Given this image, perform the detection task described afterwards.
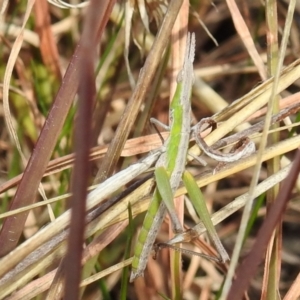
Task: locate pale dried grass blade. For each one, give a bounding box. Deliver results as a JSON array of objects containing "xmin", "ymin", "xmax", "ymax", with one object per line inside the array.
[
  {"xmin": 283, "ymin": 272, "xmax": 300, "ymax": 300},
  {"xmin": 226, "ymin": 0, "xmax": 267, "ymax": 80},
  {"xmin": 137, "ymin": 0, "xmax": 150, "ymax": 32},
  {"xmin": 0, "ymin": 0, "xmax": 8, "ymax": 14},
  {"xmin": 47, "ymin": 0, "xmax": 88, "ymax": 9},
  {"xmin": 80, "ymin": 258, "xmax": 133, "ymax": 287},
  {"xmin": 124, "ymin": 0, "xmax": 136, "ymax": 89},
  {"xmin": 3, "ymin": 0, "xmax": 35, "ymax": 161},
  {"xmin": 2, "ymin": 0, "xmax": 55, "ymax": 220},
  {"xmin": 221, "ymin": 2, "xmax": 297, "ymax": 298}
]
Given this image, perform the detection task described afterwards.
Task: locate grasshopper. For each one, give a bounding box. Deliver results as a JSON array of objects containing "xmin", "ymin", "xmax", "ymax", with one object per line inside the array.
[{"xmin": 130, "ymin": 32, "xmax": 229, "ymax": 281}]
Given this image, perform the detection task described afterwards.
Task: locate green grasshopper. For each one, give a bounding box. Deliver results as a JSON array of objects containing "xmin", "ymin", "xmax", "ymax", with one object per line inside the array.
[{"xmin": 130, "ymin": 32, "xmax": 229, "ymax": 282}]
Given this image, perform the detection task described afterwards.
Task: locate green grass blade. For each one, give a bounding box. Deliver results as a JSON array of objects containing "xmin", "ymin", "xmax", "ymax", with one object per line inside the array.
[{"xmin": 182, "ymin": 171, "xmax": 229, "ymax": 262}]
